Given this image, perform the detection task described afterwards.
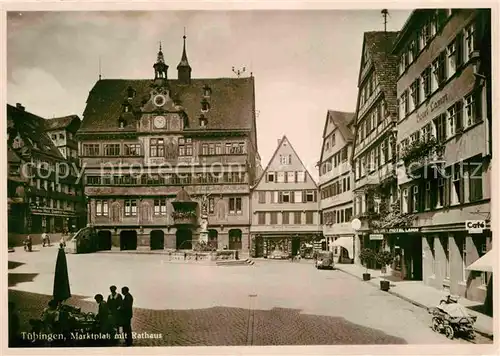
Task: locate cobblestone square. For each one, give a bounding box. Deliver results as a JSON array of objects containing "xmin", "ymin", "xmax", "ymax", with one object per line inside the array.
[{"xmin": 8, "ymin": 247, "xmax": 490, "ymax": 346}]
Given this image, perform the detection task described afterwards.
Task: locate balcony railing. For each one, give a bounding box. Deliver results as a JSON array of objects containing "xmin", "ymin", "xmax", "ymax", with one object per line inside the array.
[{"xmin": 171, "ymin": 211, "xmax": 197, "ymax": 226}]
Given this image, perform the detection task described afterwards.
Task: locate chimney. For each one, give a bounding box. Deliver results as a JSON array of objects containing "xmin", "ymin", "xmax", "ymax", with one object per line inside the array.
[{"xmin": 16, "ymin": 103, "xmax": 25, "ymax": 111}]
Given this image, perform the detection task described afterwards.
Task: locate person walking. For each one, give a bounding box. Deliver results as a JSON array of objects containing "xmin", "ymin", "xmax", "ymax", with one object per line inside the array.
[
  {"xmin": 120, "ymin": 286, "xmax": 134, "ymax": 346},
  {"xmin": 107, "ymin": 285, "xmax": 123, "ymax": 333}
]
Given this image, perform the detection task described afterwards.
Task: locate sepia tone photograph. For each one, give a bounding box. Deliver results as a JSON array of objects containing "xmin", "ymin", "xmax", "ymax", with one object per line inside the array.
[{"xmin": 4, "ymin": 5, "xmax": 496, "ymax": 352}]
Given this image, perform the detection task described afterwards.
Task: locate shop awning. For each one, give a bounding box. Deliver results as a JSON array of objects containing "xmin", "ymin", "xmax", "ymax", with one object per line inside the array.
[
  {"xmin": 466, "ymin": 251, "xmax": 494, "ymax": 273},
  {"xmin": 332, "ymin": 236, "xmax": 353, "ymax": 259}
]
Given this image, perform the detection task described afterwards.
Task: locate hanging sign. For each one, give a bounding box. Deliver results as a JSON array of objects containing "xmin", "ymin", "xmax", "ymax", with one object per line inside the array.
[{"xmin": 466, "ymin": 220, "xmax": 486, "ymax": 234}]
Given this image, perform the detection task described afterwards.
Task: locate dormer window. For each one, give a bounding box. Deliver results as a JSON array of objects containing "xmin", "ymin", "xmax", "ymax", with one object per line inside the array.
[
  {"xmin": 202, "ymin": 85, "xmax": 212, "ymax": 98},
  {"xmin": 199, "ymin": 114, "xmax": 208, "ymax": 128},
  {"xmin": 118, "ymin": 116, "xmax": 126, "ymax": 129},
  {"xmin": 201, "ymin": 98, "xmax": 210, "ymax": 113},
  {"xmin": 127, "ymin": 86, "xmax": 136, "ymax": 99}
]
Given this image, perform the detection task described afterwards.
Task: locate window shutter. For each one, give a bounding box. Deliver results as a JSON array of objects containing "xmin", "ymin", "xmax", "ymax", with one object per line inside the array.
[
  {"xmin": 302, "ymin": 191, "xmax": 306, "ymax": 202},
  {"xmin": 290, "ymin": 191, "xmax": 295, "ymax": 203},
  {"xmin": 278, "ymin": 192, "xmax": 283, "ymax": 203},
  {"xmin": 313, "ymin": 190, "xmax": 317, "ymax": 202},
  {"xmin": 430, "ymin": 180, "xmax": 437, "ymax": 208},
  {"xmin": 475, "ymin": 90, "xmax": 483, "ymax": 123},
  {"xmin": 265, "ymin": 174, "xmax": 268, "ymax": 182},
  {"xmin": 459, "ymin": 175, "xmax": 465, "ymax": 204},
  {"xmin": 419, "ymin": 182, "xmax": 426, "ymax": 212},
  {"xmin": 455, "ymin": 33, "xmax": 463, "ymax": 67},
  {"xmin": 443, "ymin": 177, "xmax": 450, "ymax": 207},
  {"xmin": 295, "ymin": 171, "xmax": 298, "ymax": 183},
  {"xmin": 284, "ymin": 173, "xmax": 288, "ymax": 183}
]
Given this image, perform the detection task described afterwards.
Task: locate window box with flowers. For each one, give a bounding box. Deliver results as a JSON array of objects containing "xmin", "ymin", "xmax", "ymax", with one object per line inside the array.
[
  {"xmin": 400, "ymin": 136, "xmax": 445, "ymax": 167},
  {"xmin": 370, "ymin": 200, "xmax": 416, "ymax": 229},
  {"xmin": 171, "ymin": 210, "xmax": 198, "ymax": 225}
]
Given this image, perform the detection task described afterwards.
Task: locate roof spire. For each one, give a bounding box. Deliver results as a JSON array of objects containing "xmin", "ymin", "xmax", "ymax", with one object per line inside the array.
[
  {"xmin": 154, "ymin": 41, "xmax": 168, "ymax": 80},
  {"xmin": 157, "ymin": 41, "xmax": 165, "ymax": 63},
  {"xmin": 178, "ymin": 28, "xmax": 190, "ymax": 68},
  {"xmin": 177, "ymin": 29, "xmax": 192, "ymax": 84}
]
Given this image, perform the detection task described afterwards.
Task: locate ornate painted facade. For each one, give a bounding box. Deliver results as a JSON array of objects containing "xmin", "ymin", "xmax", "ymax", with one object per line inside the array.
[{"xmin": 77, "ymin": 37, "xmax": 259, "ymax": 251}]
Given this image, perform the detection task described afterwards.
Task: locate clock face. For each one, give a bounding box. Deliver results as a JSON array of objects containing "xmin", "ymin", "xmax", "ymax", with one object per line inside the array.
[
  {"xmin": 153, "ymin": 94, "xmax": 166, "ymax": 107},
  {"xmin": 153, "ymin": 116, "xmax": 166, "ymax": 128}
]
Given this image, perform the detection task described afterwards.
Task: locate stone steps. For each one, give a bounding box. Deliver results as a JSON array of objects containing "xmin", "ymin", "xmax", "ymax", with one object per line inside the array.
[{"xmin": 216, "ymin": 259, "xmax": 255, "ymax": 266}]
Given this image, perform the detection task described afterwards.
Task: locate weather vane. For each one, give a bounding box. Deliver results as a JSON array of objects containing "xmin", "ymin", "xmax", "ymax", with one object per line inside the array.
[{"xmin": 232, "ymin": 66, "xmax": 246, "ymax": 78}]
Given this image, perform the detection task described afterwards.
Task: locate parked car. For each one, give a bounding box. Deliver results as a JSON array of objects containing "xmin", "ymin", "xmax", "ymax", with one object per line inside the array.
[
  {"xmin": 269, "ymin": 250, "xmax": 289, "ymax": 260},
  {"xmin": 315, "ymin": 252, "xmax": 335, "ymax": 270}
]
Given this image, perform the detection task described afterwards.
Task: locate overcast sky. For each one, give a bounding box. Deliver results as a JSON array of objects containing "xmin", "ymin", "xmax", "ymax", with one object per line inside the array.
[{"xmin": 7, "ymin": 10, "xmax": 411, "ymax": 180}]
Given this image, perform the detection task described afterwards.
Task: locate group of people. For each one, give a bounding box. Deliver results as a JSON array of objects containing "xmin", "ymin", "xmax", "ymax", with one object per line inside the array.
[
  {"xmin": 22, "ymin": 233, "xmax": 67, "ymax": 252},
  {"xmin": 94, "ymin": 285, "xmax": 134, "ymax": 346}
]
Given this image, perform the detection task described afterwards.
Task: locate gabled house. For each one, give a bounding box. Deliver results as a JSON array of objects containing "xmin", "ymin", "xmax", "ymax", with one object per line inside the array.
[
  {"xmin": 318, "ymin": 110, "xmax": 356, "ymax": 262},
  {"xmin": 351, "ymin": 31, "xmax": 400, "ymax": 265},
  {"xmin": 250, "ymin": 136, "xmax": 321, "ymax": 258}
]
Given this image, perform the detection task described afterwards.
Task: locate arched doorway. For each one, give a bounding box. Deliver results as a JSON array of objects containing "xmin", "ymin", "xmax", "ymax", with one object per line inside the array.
[
  {"xmin": 208, "ymin": 229, "xmax": 218, "ymax": 250},
  {"xmin": 120, "ymin": 230, "xmax": 137, "ymax": 251},
  {"xmin": 150, "ymin": 230, "xmax": 164, "ymax": 250},
  {"xmin": 228, "ymin": 229, "xmax": 242, "ymax": 250},
  {"xmin": 176, "ymin": 229, "xmax": 192, "ymax": 250},
  {"xmin": 97, "ymin": 230, "xmax": 112, "ymax": 250}
]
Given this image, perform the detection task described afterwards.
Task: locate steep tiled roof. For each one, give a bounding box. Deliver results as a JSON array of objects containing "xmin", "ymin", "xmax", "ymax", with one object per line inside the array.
[
  {"xmin": 80, "ymin": 77, "xmax": 255, "ymax": 133},
  {"xmin": 7, "ymin": 104, "xmax": 64, "ymax": 159},
  {"xmin": 363, "ymin": 31, "xmax": 400, "ymax": 116},
  {"xmin": 326, "ymin": 110, "xmax": 355, "ymax": 142},
  {"xmin": 44, "ymin": 115, "xmax": 80, "ymax": 131}
]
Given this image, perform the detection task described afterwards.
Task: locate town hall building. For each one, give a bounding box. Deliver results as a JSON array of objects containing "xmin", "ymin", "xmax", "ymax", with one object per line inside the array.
[{"xmin": 77, "ymin": 36, "xmax": 259, "ymax": 251}]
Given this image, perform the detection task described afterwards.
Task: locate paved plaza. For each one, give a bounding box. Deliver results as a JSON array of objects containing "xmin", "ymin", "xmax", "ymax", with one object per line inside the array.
[{"xmin": 8, "ymin": 246, "xmax": 492, "ymax": 346}]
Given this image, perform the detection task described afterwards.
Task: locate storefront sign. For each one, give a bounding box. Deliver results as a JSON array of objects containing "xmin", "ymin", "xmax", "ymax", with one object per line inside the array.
[
  {"xmin": 369, "ymin": 234, "xmax": 384, "ymax": 240},
  {"xmin": 416, "ymin": 93, "xmax": 449, "ymax": 122},
  {"xmin": 30, "ymin": 208, "xmax": 76, "ymax": 217},
  {"xmin": 148, "ymin": 157, "xmax": 165, "ymax": 165},
  {"xmin": 373, "ymin": 227, "xmax": 420, "ymax": 234},
  {"xmin": 466, "ymin": 220, "xmax": 486, "ymax": 234}
]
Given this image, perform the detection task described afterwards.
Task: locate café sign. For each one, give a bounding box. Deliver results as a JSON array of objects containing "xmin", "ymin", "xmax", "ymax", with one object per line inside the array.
[
  {"xmin": 466, "ymin": 220, "xmax": 486, "ymax": 234},
  {"xmin": 373, "ymin": 227, "xmax": 420, "ymax": 234}
]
